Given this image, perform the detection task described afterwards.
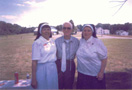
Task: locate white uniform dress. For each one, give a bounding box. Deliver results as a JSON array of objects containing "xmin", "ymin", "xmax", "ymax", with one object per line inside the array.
[
  {"xmin": 76, "ymin": 36, "xmax": 107, "ymax": 76},
  {"xmin": 32, "ymin": 36, "xmax": 58, "ymax": 89}
]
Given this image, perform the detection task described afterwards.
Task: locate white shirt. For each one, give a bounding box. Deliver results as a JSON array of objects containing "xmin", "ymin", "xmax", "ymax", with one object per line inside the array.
[
  {"xmin": 32, "ymin": 36, "xmax": 57, "ymax": 63},
  {"xmin": 76, "ymin": 36, "xmax": 107, "ymax": 76}
]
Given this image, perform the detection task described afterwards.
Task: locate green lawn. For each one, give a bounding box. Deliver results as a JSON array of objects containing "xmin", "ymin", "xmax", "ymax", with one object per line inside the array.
[
  {"xmin": 0, "ymin": 33, "xmax": 132, "ymax": 89},
  {"xmin": 102, "ymin": 39, "xmax": 132, "ymax": 89},
  {"xmin": 0, "ymin": 33, "xmax": 34, "ymax": 80}
]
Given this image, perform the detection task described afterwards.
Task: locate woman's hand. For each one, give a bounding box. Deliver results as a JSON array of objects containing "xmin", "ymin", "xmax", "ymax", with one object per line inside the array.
[
  {"xmin": 31, "ymin": 79, "xmax": 37, "ymax": 89},
  {"xmin": 97, "ymin": 58, "xmax": 107, "ymax": 80},
  {"xmin": 96, "ymin": 72, "xmax": 104, "ymax": 80}
]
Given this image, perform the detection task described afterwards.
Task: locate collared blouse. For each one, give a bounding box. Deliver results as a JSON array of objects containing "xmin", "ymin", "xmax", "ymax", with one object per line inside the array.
[
  {"xmin": 55, "ymin": 36, "xmax": 79, "ymax": 60},
  {"xmin": 76, "ymin": 36, "xmax": 107, "ymax": 76},
  {"xmin": 32, "ymin": 36, "xmax": 57, "ymax": 63}
]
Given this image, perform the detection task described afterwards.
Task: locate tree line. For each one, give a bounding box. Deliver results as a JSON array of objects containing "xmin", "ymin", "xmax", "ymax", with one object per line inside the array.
[
  {"xmin": 0, "ymin": 20, "xmax": 132, "ymax": 35},
  {"xmin": 56, "ymin": 20, "xmax": 132, "ymax": 35},
  {"xmin": 0, "ymin": 21, "xmax": 35, "ymax": 35},
  {"xmin": 96, "ymin": 23, "xmax": 132, "ymax": 35},
  {"xmin": 77, "ymin": 22, "xmax": 132, "ymax": 35}
]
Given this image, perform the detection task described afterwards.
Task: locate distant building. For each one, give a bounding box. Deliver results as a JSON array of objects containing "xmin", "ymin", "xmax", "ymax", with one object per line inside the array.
[
  {"xmin": 51, "ymin": 27, "xmax": 59, "ymax": 35},
  {"xmin": 96, "ymin": 27, "xmax": 103, "ymax": 35},
  {"xmin": 96, "ymin": 27, "xmax": 110, "ymax": 35},
  {"xmin": 116, "ymin": 30, "xmax": 129, "ymax": 36},
  {"xmin": 103, "ymin": 29, "xmax": 110, "ymax": 35},
  {"xmin": 34, "ymin": 28, "xmax": 38, "ymax": 35}
]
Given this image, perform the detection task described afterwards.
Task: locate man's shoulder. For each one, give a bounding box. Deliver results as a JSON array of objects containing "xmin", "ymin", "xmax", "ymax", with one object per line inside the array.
[
  {"xmin": 71, "ymin": 36, "xmax": 79, "ymax": 42},
  {"xmin": 55, "ymin": 36, "xmax": 63, "ymax": 42}
]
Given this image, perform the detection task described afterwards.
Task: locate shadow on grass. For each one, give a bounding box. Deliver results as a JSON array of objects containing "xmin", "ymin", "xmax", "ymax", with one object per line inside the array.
[{"xmin": 106, "ymin": 69, "xmax": 132, "ymax": 89}]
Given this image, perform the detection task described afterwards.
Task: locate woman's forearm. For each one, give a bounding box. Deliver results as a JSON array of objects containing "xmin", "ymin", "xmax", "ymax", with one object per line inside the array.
[
  {"xmin": 100, "ymin": 58, "xmax": 107, "ymax": 73},
  {"xmin": 32, "ymin": 60, "xmax": 38, "ymax": 80}
]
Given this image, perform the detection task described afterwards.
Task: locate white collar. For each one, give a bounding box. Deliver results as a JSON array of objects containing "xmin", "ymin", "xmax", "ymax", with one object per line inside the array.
[
  {"xmin": 39, "ymin": 36, "xmax": 51, "ymax": 43},
  {"xmin": 86, "ymin": 36, "xmax": 93, "ymax": 43},
  {"xmin": 63, "ymin": 36, "xmax": 73, "ymax": 43}
]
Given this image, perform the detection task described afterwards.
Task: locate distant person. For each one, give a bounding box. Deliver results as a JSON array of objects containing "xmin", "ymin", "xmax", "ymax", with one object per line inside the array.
[
  {"xmin": 31, "ymin": 23, "xmax": 58, "ymax": 89},
  {"xmin": 76, "ymin": 24, "xmax": 107, "ymax": 89},
  {"xmin": 55, "ymin": 22, "xmax": 79, "ymax": 89}
]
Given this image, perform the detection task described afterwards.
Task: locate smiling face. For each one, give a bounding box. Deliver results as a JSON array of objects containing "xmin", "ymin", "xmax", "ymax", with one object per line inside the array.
[
  {"xmin": 41, "ymin": 26, "xmax": 51, "ymax": 40},
  {"xmin": 82, "ymin": 26, "xmax": 93, "ymax": 40}
]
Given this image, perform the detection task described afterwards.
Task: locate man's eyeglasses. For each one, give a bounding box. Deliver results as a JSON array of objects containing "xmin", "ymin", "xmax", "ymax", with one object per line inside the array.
[{"xmin": 63, "ymin": 27, "xmax": 71, "ymax": 30}]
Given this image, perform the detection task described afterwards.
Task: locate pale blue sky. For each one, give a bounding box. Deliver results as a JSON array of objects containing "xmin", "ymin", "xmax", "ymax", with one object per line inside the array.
[{"xmin": 0, "ymin": 0, "xmax": 132, "ymax": 27}]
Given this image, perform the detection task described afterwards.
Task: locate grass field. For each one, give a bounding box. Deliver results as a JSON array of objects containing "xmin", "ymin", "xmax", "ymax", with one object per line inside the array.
[{"xmin": 0, "ymin": 33, "xmax": 132, "ymax": 89}]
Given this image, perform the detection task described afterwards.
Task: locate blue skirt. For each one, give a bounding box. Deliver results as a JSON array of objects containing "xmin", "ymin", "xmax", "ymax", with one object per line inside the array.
[{"xmin": 36, "ymin": 62, "xmax": 58, "ymax": 89}]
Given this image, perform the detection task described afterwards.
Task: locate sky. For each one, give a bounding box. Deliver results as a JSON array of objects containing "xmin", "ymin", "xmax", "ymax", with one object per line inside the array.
[{"xmin": 0, "ymin": 0, "xmax": 132, "ymax": 27}]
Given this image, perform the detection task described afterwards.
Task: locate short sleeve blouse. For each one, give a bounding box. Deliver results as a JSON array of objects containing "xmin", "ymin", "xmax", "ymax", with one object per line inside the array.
[
  {"xmin": 32, "ymin": 36, "xmax": 57, "ymax": 63},
  {"xmin": 76, "ymin": 36, "xmax": 107, "ymax": 76}
]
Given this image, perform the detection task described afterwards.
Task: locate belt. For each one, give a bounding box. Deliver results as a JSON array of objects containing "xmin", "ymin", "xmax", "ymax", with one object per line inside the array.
[
  {"xmin": 57, "ymin": 59, "xmax": 74, "ymax": 71},
  {"xmin": 57, "ymin": 59, "xmax": 74, "ymax": 61}
]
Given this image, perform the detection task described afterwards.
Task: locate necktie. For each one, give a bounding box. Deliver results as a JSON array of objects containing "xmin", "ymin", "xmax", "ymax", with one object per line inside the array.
[{"xmin": 61, "ymin": 42, "xmax": 66, "ymax": 72}]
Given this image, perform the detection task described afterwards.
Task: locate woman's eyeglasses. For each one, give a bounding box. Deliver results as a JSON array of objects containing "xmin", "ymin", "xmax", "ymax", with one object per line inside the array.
[{"xmin": 63, "ymin": 27, "xmax": 71, "ymax": 30}]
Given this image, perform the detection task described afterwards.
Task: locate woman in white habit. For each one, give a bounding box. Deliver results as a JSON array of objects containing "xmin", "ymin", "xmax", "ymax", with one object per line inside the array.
[
  {"xmin": 76, "ymin": 24, "xmax": 107, "ymax": 89},
  {"xmin": 31, "ymin": 23, "xmax": 58, "ymax": 89}
]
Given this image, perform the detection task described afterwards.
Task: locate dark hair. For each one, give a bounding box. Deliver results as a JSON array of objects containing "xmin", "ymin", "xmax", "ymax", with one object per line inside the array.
[
  {"xmin": 34, "ymin": 23, "xmax": 52, "ymax": 41},
  {"xmin": 82, "ymin": 24, "xmax": 97, "ymax": 38},
  {"xmin": 90, "ymin": 24, "xmax": 97, "ymax": 38}
]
